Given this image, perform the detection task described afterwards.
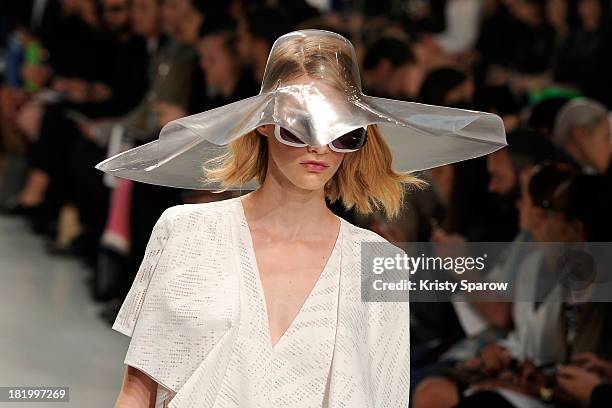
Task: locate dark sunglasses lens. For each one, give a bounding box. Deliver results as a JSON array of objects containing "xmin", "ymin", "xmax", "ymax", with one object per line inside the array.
[
  {"xmin": 331, "ymin": 128, "xmax": 366, "ymax": 150},
  {"xmin": 279, "ymin": 127, "xmax": 305, "ymax": 144}
]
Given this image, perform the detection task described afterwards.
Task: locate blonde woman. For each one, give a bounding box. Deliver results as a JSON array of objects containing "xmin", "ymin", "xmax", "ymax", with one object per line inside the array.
[{"xmin": 97, "ymin": 30, "xmax": 506, "ymax": 408}]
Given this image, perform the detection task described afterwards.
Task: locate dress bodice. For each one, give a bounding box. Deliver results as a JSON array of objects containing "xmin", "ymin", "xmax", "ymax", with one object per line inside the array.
[{"xmin": 113, "ymin": 197, "xmax": 410, "ymax": 408}]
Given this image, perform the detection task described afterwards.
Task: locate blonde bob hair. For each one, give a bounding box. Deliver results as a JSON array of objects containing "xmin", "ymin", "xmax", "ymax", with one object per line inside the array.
[{"xmin": 204, "ymin": 34, "xmax": 425, "ymax": 219}]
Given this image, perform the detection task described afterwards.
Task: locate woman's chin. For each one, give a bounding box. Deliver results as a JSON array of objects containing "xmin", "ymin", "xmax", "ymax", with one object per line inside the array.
[{"xmin": 288, "ymin": 173, "xmax": 331, "ymax": 191}]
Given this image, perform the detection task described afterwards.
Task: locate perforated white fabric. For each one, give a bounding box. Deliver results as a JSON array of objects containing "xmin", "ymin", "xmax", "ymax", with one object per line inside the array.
[{"xmin": 113, "ymin": 197, "xmax": 410, "ymax": 407}]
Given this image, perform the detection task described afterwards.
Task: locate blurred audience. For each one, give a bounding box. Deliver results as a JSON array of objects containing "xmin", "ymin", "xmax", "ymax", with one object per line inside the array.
[
  {"xmin": 362, "ymin": 36, "xmax": 418, "ymax": 99},
  {"xmin": 1, "ymin": 2, "xmax": 611, "ymax": 406}
]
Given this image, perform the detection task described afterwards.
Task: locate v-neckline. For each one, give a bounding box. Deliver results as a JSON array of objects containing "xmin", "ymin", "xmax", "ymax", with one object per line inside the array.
[{"xmin": 235, "ymin": 196, "xmax": 343, "ymax": 353}]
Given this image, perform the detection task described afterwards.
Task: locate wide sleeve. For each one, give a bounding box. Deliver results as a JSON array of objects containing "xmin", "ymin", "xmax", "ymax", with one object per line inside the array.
[
  {"xmin": 111, "ymin": 202, "xmax": 239, "ymax": 398},
  {"xmin": 112, "ymin": 208, "xmax": 173, "ymax": 337}
]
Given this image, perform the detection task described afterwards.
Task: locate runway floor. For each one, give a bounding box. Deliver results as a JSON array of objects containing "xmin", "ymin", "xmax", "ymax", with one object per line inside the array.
[{"xmin": 0, "ymin": 215, "xmax": 129, "ymax": 407}]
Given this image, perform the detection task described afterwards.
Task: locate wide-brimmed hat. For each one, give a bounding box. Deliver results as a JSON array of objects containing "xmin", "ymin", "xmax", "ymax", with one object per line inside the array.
[{"xmin": 95, "ymin": 30, "xmax": 506, "ymax": 190}]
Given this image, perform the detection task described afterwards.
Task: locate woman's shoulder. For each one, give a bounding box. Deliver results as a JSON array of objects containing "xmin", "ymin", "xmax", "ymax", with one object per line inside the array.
[
  {"xmin": 340, "ymin": 219, "xmax": 408, "ymax": 266},
  {"xmin": 160, "ymin": 197, "xmax": 240, "ymax": 230},
  {"xmin": 145, "ymin": 198, "xmax": 241, "ymax": 266},
  {"xmin": 341, "ymin": 217, "xmax": 389, "ymax": 244}
]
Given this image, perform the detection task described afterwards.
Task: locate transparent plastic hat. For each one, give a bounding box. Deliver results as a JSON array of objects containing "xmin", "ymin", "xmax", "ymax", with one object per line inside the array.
[{"xmin": 95, "ymin": 29, "xmax": 507, "ymax": 190}]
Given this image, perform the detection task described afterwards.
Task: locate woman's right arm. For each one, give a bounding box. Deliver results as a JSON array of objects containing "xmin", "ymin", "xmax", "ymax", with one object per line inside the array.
[{"xmin": 115, "ymin": 365, "xmax": 158, "ymax": 408}]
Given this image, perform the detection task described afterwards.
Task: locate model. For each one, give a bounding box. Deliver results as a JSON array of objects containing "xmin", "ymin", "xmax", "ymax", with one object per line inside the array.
[{"xmin": 96, "ymin": 30, "xmax": 506, "ymax": 408}]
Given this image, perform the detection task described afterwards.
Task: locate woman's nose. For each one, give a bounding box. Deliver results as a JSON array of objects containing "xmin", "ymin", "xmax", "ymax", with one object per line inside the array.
[{"xmin": 306, "ymin": 143, "xmax": 329, "ymax": 154}]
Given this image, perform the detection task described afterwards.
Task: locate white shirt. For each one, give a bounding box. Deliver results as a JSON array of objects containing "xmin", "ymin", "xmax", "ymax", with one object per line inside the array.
[
  {"xmin": 112, "ymin": 196, "xmax": 410, "ymax": 407},
  {"xmin": 434, "ymin": 0, "xmax": 482, "ymax": 54},
  {"xmin": 508, "ymin": 250, "xmax": 565, "ymax": 366}
]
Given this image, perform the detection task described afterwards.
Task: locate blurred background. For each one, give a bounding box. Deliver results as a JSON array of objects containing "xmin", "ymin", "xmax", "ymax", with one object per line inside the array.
[{"xmin": 0, "ymin": 0, "xmax": 611, "ymax": 407}]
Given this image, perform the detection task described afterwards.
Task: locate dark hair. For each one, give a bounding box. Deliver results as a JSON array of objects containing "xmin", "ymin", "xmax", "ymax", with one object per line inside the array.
[
  {"xmin": 550, "ymin": 175, "xmax": 612, "ymax": 241},
  {"xmin": 363, "ymin": 0, "xmax": 394, "ymax": 17},
  {"xmin": 0, "ymin": 3, "xmax": 28, "ymax": 29},
  {"xmin": 191, "ymin": 0, "xmax": 228, "ymax": 18},
  {"xmin": 277, "ymin": 0, "xmax": 320, "ymax": 27},
  {"xmin": 521, "ymin": 0, "xmax": 546, "ymax": 14},
  {"xmin": 198, "ymin": 13, "xmax": 239, "ymax": 54},
  {"xmin": 199, "ymin": 28, "xmax": 239, "ymax": 57},
  {"xmin": 528, "ymin": 97, "xmax": 571, "ymax": 138},
  {"xmin": 505, "ymin": 129, "xmax": 556, "ymax": 172},
  {"xmin": 418, "ymin": 68, "xmax": 468, "ymax": 105},
  {"xmin": 363, "ymin": 37, "xmax": 414, "ymax": 70},
  {"xmin": 243, "ymin": 6, "xmax": 292, "ymax": 46},
  {"xmin": 475, "ymin": 85, "xmax": 521, "ymax": 115},
  {"xmin": 528, "ymin": 161, "xmax": 579, "ymax": 209}
]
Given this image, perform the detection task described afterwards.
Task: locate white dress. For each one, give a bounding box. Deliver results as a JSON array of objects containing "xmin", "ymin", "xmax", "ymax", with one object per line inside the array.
[{"xmin": 112, "ymin": 196, "xmax": 410, "ymax": 407}]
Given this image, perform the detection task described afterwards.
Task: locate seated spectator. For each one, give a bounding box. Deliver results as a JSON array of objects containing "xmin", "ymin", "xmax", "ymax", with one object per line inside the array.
[
  {"xmin": 414, "ymin": 167, "xmax": 612, "ymax": 408},
  {"xmin": 553, "ymin": 0, "xmax": 612, "ymax": 108},
  {"xmin": 553, "ymin": 97, "xmax": 611, "ymax": 175},
  {"xmin": 96, "ymin": 0, "xmax": 206, "ymax": 319},
  {"xmin": 1, "ymin": 0, "xmax": 149, "ymax": 234},
  {"xmin": 236, "ymin": 6, "xmax": 292, "ymax": 84},
  {"xmin": 409, "ymin": 144, "xmax": 562, "ymax": 389},
  {"xmin": 506, "ymin": 0, "xmax": 557, "ymax": 85},
  {"xmin": 418, "ymin": 67, "xmax": 474, "ymax": 109},
  {"xmin": 194, "ymin": 20, "xmax": 260, "ymax": 112},
  {"xmin": 487, "ymin": 129, "xmax": 556, "ymax": 206},
  {"xmin": 361, "ymin": 36, "xmax": 418, "ymax": 99},
  {"xmin": 149, "ymin": 17, "xmax": 260, "ymax": 205},
  {"xmin": 412, "ymin": 162, "xmax": 580, "ymax": 407},
  {"xmin": 473, "ymin": 0, "xmax": 516, "ymax": 74}
]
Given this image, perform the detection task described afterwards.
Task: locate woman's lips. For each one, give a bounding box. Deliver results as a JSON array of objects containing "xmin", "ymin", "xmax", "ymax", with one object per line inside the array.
[{"xmin": 300, "ymin": 160, "xmax": 329, "ymax": 172}]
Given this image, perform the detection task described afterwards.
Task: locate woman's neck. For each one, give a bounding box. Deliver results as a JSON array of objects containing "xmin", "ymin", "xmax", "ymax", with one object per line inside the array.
[{"xmin": 241, "ymin": 180, "xmax": 337, "ymax": 240}]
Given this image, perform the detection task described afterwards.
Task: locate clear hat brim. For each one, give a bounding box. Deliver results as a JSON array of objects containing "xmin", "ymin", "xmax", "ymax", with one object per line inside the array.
[
  {"xmin": 95, "ymin": 90, "xmax": 506, "ymax": 191},
  {"xmin": 96, "ymin": 29, "xmax": 506, "ymax": 190}
]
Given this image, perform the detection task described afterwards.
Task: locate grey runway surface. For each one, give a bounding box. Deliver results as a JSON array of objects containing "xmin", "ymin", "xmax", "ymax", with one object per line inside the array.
[{"xmin": 0, "ymin": 215, "xmax": 129, "ymax": 407}]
